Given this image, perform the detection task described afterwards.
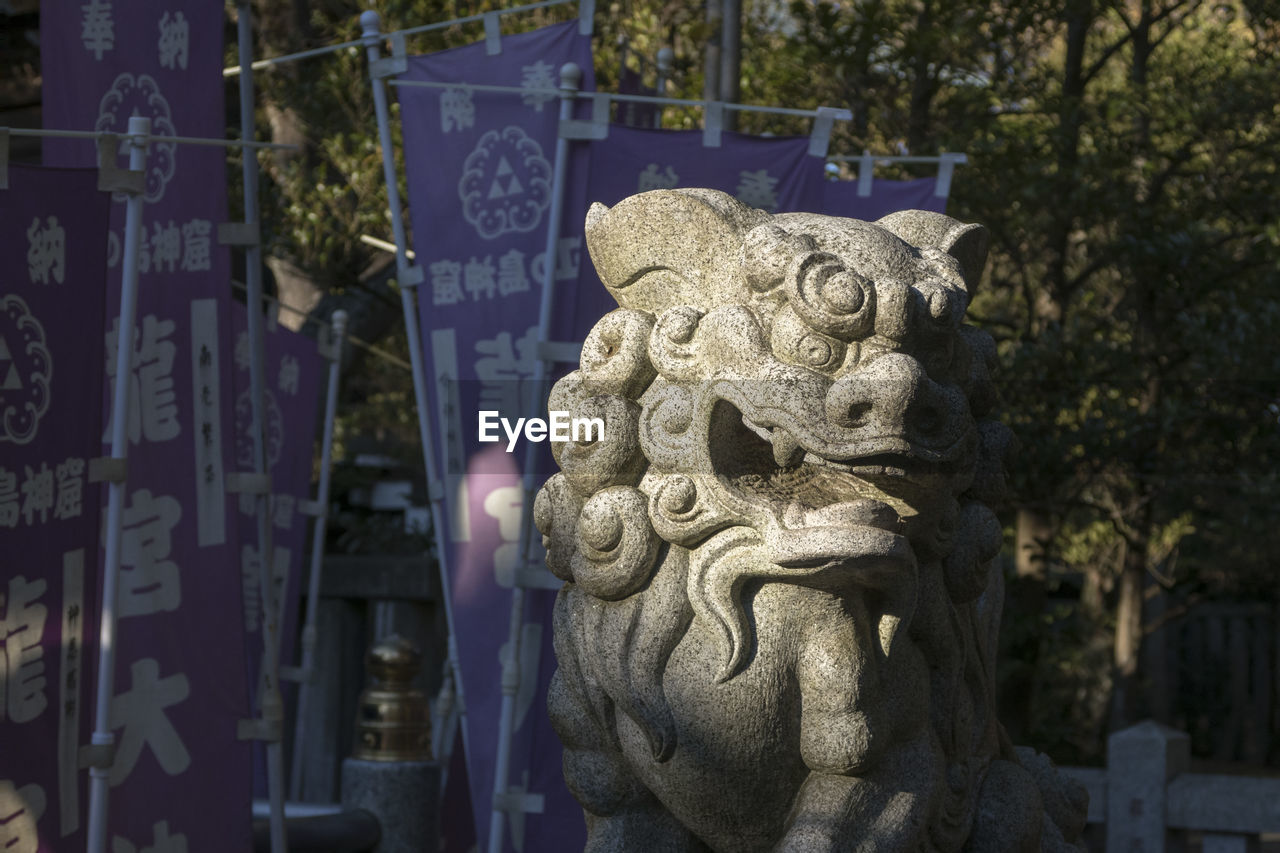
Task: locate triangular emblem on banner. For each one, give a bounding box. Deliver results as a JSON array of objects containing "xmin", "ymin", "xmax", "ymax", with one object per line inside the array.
[
  {"xmin": 2, "ymin": 363, "xmax": 21, "ymax": 391},
  {"xmin": 0, "ymin": 335, "xmax": 18, "ymax": 391},
  {"xmin": 486, "ymin": 157, "xmax": 524, "ymax": 200}
]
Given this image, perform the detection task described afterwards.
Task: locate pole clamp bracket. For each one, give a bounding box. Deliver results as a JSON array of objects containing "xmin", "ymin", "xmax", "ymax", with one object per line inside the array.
[
  {"xmin": 494, "ymin": 788, "xmax": 545, "ymax": 815},
  {"xmin": 279, "ymin": 665, "xmax": 310, "ymax": 683},
  {"xmin": 96, "ymin": 134, "xmax": 145, "ymax": 195},
  {"xmin": 78, "ymin": 740, "xmax": 118, "ymax": 770},
  {"xmin": 398, "ymin": 263, "xmax": 424, "ymax": 288},
  {"xmin": 370, "ymin": 32, "xmax": 409, "ymax": 78},
  {"xmin": 88, "ymin": 457, "xmax": 128, "ymax": 484},
  {"xmin": 298, "ymin": 499, "xmax": 326, "ymax": 518},
  {"xmin": 217, "ymin": 222, "xmax": 260, "ymax": 247},
  {"xmin": 317, "ymin": 325, "xmax": 342, "ymax": 361},
  {"xmin": 236, "ymin": 717, "xmax": 283, "ymax": 742},
  {"xmin": 808, "ymin": 107, "xmax": 841, "ymax": 158},
  {"xmin": 560, "ymin": 94, "xmax": 610, "ymax": 140},
  {"xmin": 702, "ymin": 102, "xmax": 724, "ymax": 148},
  {"xmin": 370, "ymin": 56, "xmax": 406, "ymax": 78},
  {"xmin": 226, "ymin": 471, "xmax": 272, "ymax": 495}
]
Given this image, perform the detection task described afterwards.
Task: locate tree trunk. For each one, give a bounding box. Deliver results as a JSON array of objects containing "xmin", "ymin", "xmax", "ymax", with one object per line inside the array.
[
  {"xmin": 1142, "ymin": 575, "xmax": 1170, "ymax": 722},
  {"xmin": 906, "ymin": 1, "xmax": 935, "ymax": 153},
  {"xmin": 1110, "ymin": 544, "xmax": 1144, "ymax": 730},
  {"xmin": 1015, "ymin": 508, "xmax": 1052, "ymax": 580},
  {"xmin": 1000, "ymin": 508, "xmax": 1054, "ymax": 742},
  {"xmin": 1041, "ymin": 0, "xmax": 1093, "ymax": 329}
]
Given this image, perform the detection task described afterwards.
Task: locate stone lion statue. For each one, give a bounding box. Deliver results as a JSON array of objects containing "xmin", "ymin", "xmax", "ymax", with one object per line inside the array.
[{"xmin": 535, "ymin": 189, "xmax": 1087, "ymax": 852}]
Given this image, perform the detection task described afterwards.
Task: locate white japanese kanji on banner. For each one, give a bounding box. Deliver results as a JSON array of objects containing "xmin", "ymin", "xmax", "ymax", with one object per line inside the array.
[
  {"xmin": 230, "ymin": 304, "xmax": 323, "ymax": 797},
  {"xmin": 0, "ymin": 166, "xmax": 109, "ymax": 853},
  {"xmin": 397, "ymin": 20, "xmax": 595, "ymax": 853},
  {"xmin": 40, "ymin": 1, "xmax": 252, "ymax": 849},
  {"xmin": 822, "ymin": 175, "xmax": 949, "ymax": 219}
]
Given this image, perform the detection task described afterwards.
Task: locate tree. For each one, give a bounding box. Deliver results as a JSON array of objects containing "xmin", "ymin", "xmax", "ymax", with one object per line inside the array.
[{"xmin": 241, "ymin": 0, "xmax": 1280, "ymax": 762}]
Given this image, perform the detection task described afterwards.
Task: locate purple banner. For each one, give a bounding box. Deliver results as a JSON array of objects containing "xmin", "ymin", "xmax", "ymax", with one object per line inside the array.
[
  {"xmin": 41, "ymin": 2, "xmax": 253, "ymax": 850},
  {"xmin": 230, "ymin": 304, "xmax": 323, "ymax": 794},
  {"xmin": 584, "ymin": 125, "xmax": 827, "ymax": 214},
  {"xmin": 822, "ymin": 175, "xmax": 948, "ymax": 219},
  {"xmin": 0, "ymin": 165, "xmax": 109, "ymax": 853},
  {"xmin": 570, "ymin": 125, "xmax": 828, "ymax": 300},
  {"xmin": 396, "ymin": 21, "xmax": 594, "ymax": 853},
  {"xmin": 616, "ymin": 66, "xmax": 658, "ymax": 128}
]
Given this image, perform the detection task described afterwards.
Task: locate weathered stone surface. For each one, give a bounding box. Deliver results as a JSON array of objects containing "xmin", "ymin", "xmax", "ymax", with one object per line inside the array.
[
  {"xmin": 538, "ymin": 188, "xmax": 1087, "ymax": 852},
  {"xmin": 341, "ymin": 758, "xmax": 440, "ymax": 852}
]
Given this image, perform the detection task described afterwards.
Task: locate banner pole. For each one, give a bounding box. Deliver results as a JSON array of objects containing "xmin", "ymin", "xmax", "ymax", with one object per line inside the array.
[
  {"xmin": 288, "ymin": 309, "xmax": 347, "ymax": 800},
  {"xmin": 236, "ymin": 4, "xmax": 288, "ymax": 851},
  {"xmin": 488, "ymin": 61, "xmax": 582, "ymax": 853},
  {"xmin": 656, "ymin": 47, "xmax": 673, "ymax": 128},
  {"xmin": 86, "ymin": 114, "xmax": 149, "ymax": 853},
  {"xmin": 360, "ymin": 8, "xmax": 470, "ymax": 768}
]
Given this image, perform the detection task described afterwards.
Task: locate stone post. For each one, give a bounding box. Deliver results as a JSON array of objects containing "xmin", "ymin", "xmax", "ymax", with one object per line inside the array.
[
  {"xmin": 1106, "ymin": 720, "xmax": 1190, "ymax": 853},
  {"xmin": 341, "ymin": 635, "xmax": 441, "ymax": 852}
]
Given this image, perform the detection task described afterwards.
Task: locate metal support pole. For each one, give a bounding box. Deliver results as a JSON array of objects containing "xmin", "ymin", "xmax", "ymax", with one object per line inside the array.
[
  {"xmin": 86, "ymin": 114, "xmax": 149, "ymax": 853},
  {"xmin": 703, "ymin": 0, "xmax": 722, "ymax": 105},
  {"xmin": 360, "ymin": 7, "xmax": 469, "ymax": 770},
  {"xmin": 432, "ymin": 660, "xmax": 460, "ymax": 774},
  {"xmin": 237, "ymin": 5, "xmax": 288, "ymax": 851},
  {"xmin": 655, "ymin": 47, "xmax": 673, "ymax": 128},
  {"xmin": 488, "ymin": 62, "xmax": 580, "ymax": 853},
  {"xmin": 288, "ymin": 310, "xmax": 348, "ymax": 800},
  {"xmin": 719, "ymin": 0, "xmax": 741, "ymax": 131}
]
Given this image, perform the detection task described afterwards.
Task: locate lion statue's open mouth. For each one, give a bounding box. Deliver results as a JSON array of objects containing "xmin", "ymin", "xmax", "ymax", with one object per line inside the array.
[{"xmin": 535, "ymin": 189, "xmax": 1087, "ymax": 852}]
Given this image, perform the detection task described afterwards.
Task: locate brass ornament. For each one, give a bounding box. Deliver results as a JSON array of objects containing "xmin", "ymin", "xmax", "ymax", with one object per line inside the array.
[{"xmin": 352, "ymin": 634, "xmax": 432, "ymax": 762}]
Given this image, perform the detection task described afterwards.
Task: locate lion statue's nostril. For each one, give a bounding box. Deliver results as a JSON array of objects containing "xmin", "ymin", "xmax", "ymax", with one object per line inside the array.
[
  {"xmin": 824, "ymin": 378, "xmax": 874, "ymax": 429},
  {"xmin": 845, "ymin": 401, "xmax": 873, "ymax": 428},
  {"xmin": 825, "ymin": 352, "xmax": 929, "ymax": 434},
  {"xmin": 914, "ymin": 404, "xmax": 944, "ymax": 434}
]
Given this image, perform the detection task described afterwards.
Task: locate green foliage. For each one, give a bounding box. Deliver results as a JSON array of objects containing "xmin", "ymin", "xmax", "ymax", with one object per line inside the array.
[{"xmin": 245, "ymin": 0, "xmax": 1280, "ymax": 760}]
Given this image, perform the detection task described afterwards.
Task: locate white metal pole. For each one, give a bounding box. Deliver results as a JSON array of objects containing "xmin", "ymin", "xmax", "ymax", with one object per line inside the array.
[
  {"xmin": 432, "ymin": 661, "xmax": 459, "ymax": 771},
  {"xmin": 360, "ymin": 9, "xmax": 469, "ymax": 766},
  {"xmin": 288, "ymin": 309, "xmax": 347, "ymax": 800},
  {"xmin": 488, "ymin": 62, "xmax": 581, "ymax": 853},
  {"xmin": 237, "ymin": 4, "xmax": 288, "ymax": 851},
  {"xmin": 655, "ymin": 47, "xmax": 673, "ymax": 128},
  {"xmin": 86, "ymin": 114, "xmax": 149, "ymax": 853}
]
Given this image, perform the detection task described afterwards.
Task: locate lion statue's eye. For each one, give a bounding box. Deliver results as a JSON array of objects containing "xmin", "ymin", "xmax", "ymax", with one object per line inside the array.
[
  {"xmin": 798, "ymin": 334, "xmax": 837, "ymax": 370},
  {"xmin": 788, "ymin": 257, "xmax": 876, "ymax": 341},
  {"xmin": 820, "ymin": 270, "xmax": 868, "ymax": 315}
]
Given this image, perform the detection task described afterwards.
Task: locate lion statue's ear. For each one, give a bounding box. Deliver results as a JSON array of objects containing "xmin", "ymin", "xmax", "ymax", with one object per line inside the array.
[
  {"xmin": 585, "ymin": 188, "xmax": 770, "ymax": 313},
  {"xmin": 875, "ymin": 209, "xmax": 990, "ymax": 295}
]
